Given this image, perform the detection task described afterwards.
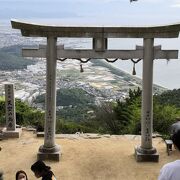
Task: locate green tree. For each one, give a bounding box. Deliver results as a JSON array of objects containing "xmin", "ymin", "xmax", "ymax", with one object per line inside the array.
[
  {"xmin": 93, "ymin": 102, "xmax": 120, "ymax": 134},
  {"xmin": 154, "ymin": 88, "xmax": 180, "ymax": 108},
  {"xmin": 92, "ymin": 88, "xmax": 142, "ymax": 134},
  {"xmin": 153, "ymin": 101, "xmax": 180, "ymax": 135}
]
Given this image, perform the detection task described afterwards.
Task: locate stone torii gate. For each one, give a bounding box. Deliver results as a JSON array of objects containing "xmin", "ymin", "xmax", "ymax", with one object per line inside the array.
[{"xmin": 11, "ymin": 20, "xmax": 180, "ymax": 162}]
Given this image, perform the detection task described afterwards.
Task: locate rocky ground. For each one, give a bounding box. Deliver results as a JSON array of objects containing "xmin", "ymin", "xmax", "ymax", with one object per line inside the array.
[{"xmin": 0, "ymin": 130, "xmax": 179, "ymax": 180}]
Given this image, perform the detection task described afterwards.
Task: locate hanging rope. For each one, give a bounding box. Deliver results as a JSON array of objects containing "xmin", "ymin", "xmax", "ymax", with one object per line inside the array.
[
  {"xmin": 130, "ymin": 58, "xmax": 142, "ymax": 64},
  {"xmin": 104, "ymin": 58, "xmax": 118, "ymax": 63},
  {"xmin": 58, "ymin": 58, "xmax": 123, "ymax": 63},
  {"xmin": 57, "ymin": 58, "xmax": 91, "ymax": 63},
  {"xmin": 57, "ymin": 58, "xmax": 142, "ymax": 74}
]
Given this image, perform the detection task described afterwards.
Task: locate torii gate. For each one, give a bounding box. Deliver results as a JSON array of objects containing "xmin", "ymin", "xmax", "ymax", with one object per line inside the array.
[{"xmin": 11, "ymin": 20, "xmax": 180, "ymax": 162}]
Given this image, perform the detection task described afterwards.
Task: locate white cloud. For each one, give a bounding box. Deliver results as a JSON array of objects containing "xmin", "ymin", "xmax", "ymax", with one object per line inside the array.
[
  {"xmin": 171, "ymin": 4, "xmax": 180, "ymax": 7},
  {"xmin": 171, "ymin": 0, "xmax": 180, "ymax": 8}
]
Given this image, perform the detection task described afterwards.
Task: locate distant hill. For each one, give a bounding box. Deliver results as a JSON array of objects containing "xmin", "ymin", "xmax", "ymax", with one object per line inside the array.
[{"xmin": 0, "ymin": 45, "xmax": 37, "ymax": 70}]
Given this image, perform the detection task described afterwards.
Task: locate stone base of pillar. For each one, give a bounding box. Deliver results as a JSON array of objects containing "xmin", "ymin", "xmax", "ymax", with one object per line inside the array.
[
  {"xmin": 134, "ymin": 145, "xmax": 159, "ymax": 162},
  {"xmin": 37, "ymin": 144, "xmax": 61, "ymax": 161},
  {"xmin": 2, "ymin": 127, "xmax": 22, "ymax": 138}
]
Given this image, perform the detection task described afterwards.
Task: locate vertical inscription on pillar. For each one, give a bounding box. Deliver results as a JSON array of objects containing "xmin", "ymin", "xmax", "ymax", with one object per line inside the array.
[
  {"xmin": 145, "ymin": 111, "xmax": 151, "ymax": 142},
  {"xmin": 47, "ymin": 75, "xmax": 52, "ymax": 102},
  {"xmin": 5, "ymin": 84, "xmax": 16, "ymax": 131},
  {"xmin": 46, "ymin": 109, "xmax": 52, "ymax": 140}
]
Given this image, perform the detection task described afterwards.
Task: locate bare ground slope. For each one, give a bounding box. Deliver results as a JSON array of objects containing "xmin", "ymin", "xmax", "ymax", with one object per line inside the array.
[{"xmin": 0, "ymin": 131, "xmax": 179, "ymax": 180}]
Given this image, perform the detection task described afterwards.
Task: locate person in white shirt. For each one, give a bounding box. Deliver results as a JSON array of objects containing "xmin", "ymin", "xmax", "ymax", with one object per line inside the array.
[{"xmin": 158, "ymin": 129, "xmax": 180, "ymax": 180}]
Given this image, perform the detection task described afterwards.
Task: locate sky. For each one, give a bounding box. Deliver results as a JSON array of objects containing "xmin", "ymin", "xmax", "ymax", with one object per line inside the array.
[
  {"xmin": 0, "ymin": 0, "xmax": 180, "ymax": 89},
  {"xmin": 0, "ymin": 0, "xmax": 180, "ymax": 25}
]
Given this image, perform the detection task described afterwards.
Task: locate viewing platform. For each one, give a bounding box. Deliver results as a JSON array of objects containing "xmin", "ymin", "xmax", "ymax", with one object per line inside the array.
[{"xmin": 0, "ymin": 130, "xmax": 177, "ymax": 179}]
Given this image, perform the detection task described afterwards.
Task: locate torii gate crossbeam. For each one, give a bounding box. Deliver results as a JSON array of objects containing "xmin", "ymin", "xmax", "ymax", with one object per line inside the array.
[
  {"xmin": 11, "ymin": 19, "xmax": 180, "ymax": 162},
  {"xmin": 22, "ymin": 45, "xmax": 178, "ymax": 60}
]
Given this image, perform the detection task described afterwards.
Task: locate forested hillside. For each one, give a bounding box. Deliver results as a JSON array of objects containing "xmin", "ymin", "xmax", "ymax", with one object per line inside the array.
[
  {"xmin": 34, "ymin": 88, "xmax": 96, "ymax": 122},
  {"xmin": 35, "ymin": 88, "xmax": 95, "ymax": 106},
  {"xmin": 0, "ymin": 45, "xmax": 36, "ymax": 70}
]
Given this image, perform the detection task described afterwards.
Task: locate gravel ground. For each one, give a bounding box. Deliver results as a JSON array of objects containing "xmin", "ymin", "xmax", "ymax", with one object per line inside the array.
[{"xmin": 0, "ymin": 130, "xmax": 179, "ymax": 180}]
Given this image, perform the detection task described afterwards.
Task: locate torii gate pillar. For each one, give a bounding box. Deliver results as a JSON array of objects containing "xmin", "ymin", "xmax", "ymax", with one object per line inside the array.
[
  {"xmin": 38, "ymin": 36, "xmax": 61, "ymax": 161},
  {"xmin": 135, "ymin": 38, "xmax": 159, "ymax": 162}
]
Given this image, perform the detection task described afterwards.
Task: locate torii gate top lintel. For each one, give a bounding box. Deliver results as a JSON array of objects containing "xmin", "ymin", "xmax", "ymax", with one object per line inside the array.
[{"xmin": 11, "ymin": 19, "xmax": 180, "ymax": 38}]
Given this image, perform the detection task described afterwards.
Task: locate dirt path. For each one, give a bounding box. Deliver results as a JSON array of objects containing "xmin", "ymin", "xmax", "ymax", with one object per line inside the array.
[{"xmin": 0, "ymin": 131, "xmax": 179, "ymax": 180}]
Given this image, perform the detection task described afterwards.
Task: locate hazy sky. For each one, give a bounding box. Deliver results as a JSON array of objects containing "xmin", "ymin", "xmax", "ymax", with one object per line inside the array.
[{"xmin": 0, "ymin": 0, "xmax": 180, "ymax": 25}]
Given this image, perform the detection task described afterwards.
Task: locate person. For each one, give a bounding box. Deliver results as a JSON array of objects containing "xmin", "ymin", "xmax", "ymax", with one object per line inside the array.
[
  {"xmin": 15, "ymin": 170, "xmax": 28, "ymax": 180},
  {"xmin": 0, "ymin": 171, "xmax": 3, "ymax": 180},
  {"xmin": 158, "ymin": 129, "xmax": 180, "ymax": 180},
  {"xmin": 170, "ymin": 120, "xmax": 180, "ymax": 136},
  {"xmin": 31, "ymin": 160, "xmax": 56, "ymax": 180}
]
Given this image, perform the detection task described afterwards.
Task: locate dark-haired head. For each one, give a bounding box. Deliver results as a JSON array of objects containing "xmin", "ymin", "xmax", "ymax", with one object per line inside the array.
[
  {"xmin": 0, "ymin": 171, "xmax": 3, "ymax": 180},
  {"xmin": 172, "ymin": 129, "xmax": 180, "ymax": 151},
  {"xmin": 16, "ymin": 170, "xmax": 28, "ymax": 180},
  {"xmin": 31, "ymin": 160, "xmax": 51, "ymax": 178}
]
